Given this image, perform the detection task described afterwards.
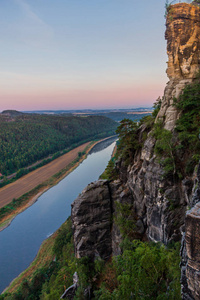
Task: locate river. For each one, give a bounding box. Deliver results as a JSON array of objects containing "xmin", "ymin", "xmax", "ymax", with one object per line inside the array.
[{"xmin": 0, "ymin": 137, "xmax": 116, "ymax": 294}]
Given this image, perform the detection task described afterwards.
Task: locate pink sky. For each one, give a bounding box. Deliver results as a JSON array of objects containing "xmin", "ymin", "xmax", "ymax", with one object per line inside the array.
[
  {"xmin": 0, "ymin": 80, "xmax": 166, "ymax": 111},
  {"xmin": 0, "ymin": 0, "xmax": 168, "ymax": 112}
]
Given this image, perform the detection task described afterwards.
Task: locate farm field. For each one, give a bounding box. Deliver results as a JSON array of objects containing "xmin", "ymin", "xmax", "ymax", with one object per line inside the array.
[{"xmin": 0, "ymin": 142, "xmax": 90, "ymax": 209}]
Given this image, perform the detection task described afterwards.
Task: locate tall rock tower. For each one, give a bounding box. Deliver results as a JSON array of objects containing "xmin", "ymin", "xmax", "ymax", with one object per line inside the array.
[{"xmin": 156, "ymin": 3, "xmax": 200, "ymax": 130}]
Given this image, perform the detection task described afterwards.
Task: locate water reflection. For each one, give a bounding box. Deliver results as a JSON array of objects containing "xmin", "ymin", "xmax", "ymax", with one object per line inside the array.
[{"xmin": 89, "ymin": 136, "xmax": 117, "ymax": 154}]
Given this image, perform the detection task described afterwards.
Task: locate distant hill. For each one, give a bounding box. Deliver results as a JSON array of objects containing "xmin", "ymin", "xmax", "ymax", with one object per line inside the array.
[
  {"xmin": 1, "ymin": 110, "xmax": 24, "ymax": 117},
  {"xmin": 22, "ymin": 108, "xmax": 153, "ymax": 122},
  {"xmin": 0, "ymin": 113, "xmax": 117, "ymax": 175}
]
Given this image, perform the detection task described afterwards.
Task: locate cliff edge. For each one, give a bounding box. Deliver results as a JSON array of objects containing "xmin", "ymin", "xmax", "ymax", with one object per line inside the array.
[
  {"xmin": 71, "ymin": 3, "xmax": 200, "ymax": 299},
  {"xmin": 156, "ymin": 3, "xmax": 200, "ymax": 131}
]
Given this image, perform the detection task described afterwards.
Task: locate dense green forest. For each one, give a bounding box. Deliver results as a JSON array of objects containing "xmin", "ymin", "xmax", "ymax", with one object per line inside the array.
[{"xmin": 0, "ymin": 111, "xmax": 117, "ymax": 176}]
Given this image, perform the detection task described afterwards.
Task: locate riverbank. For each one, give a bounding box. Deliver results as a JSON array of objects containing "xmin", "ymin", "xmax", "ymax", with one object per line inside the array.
[
  {"xmin": 0, "ymin": 142, "xmax": 94, "ymax": 231},
  {"xmin": 0, "ymin": 137, "xmax": 116, "ymax": 232},
  {"xmin": 2, "ymin": 222, "xmax": 59, "ymax": 294},
  {"xmin": 0, "ymin": 137, "xmax": 117, "ymax": 295}
]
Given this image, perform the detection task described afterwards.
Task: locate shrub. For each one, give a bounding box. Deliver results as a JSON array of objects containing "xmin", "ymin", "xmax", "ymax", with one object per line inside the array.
[
  {"xmin": 115, "ymin": 119, "xmax": 140, "ymax": 165},
  {"xmin": 114, "ymin": 202, "xmax": 137, "ymax": 239},
  {"xmin": 94, "ymin": 241, "xmax": 181, "ymax": 300}
]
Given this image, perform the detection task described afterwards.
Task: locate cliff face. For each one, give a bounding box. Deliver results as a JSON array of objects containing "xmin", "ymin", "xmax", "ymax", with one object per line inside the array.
[
  {"xmin": 123, "ymin": 2, "xmax": 200, "ymax": 245},
  {"xmin": 156, "ymin": 3, "xmax": 200, "ymax": 131},
  {"xmin": 166, "ymin": 3, "xmax": 200, "ymax": 80},
  {"xmin": 71, "ymin": 180, "xmax": 112, "ymax": 261},
  {"xmin": 71, "ymin": 3, "xmax": 200, "ymax": 299},
  {"xmin": 181, "ymin": 164, "xmax": 200, "ymax": 300}
]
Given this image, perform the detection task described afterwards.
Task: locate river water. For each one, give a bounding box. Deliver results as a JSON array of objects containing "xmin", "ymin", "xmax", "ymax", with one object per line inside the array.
[{"xmin": 0, "ymin": 138, "xmax": 116, "ymax": 294}]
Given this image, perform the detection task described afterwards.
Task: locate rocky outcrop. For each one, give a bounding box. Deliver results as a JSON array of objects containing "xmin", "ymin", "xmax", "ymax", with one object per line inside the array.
[
  {"xmin": 166, "ymin": 3, "xmax": 200, "ymax": 80},
  {"xmin": 156, "ymin": 3, "xmax": 200, "ymax": 131},
  {"xmin": 71, "ymin": 179, "xmax": 136, "ymax": 260},
  {"xmin": 181, "ymin": 164, "xmax": 200, "ymax": 300},
  {"xmin": 71, "ymin": 180, "xmax": 112, "ymax": 261},
  {"xmin": 122, "ymin": 131, "xmax": 189, "ymax": 244},
  {"xmin": 185, "ymin": 204, "xmax": 200, "ymax": 300}
]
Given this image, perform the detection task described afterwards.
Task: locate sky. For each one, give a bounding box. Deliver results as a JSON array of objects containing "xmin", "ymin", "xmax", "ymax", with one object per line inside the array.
[{"xmin": 0, "ymin": 0, "xmax": 171, "ymax": 111}]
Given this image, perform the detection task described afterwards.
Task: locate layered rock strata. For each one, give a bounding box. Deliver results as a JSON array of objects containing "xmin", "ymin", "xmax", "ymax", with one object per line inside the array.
[
  {"xmin": 156, "ymin": 3, "xmax": 200, "ymax": 131},
  {"xmin": 181, "ymin": 164, "xmax": 200, "ymax": 300},
  {"xmin": 71, "ymin": 179, "xmax": 133, "ymax": 260},
  {"xmin": 71, "ymin": 180, "xmax": 112, "ymax": 261},
  {"xmin": 185, "ymin": 204, "xmax": 200, "ymax": 300}
]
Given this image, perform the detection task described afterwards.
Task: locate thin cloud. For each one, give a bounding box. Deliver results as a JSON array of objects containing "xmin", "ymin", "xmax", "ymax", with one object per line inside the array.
[
  {"xmin": 12, "ymin": 0, "xmax": 54, "ymax": 48},
  {"xmin": 15, "ymin": 0, "xmax": 47, "ymax": 27}
]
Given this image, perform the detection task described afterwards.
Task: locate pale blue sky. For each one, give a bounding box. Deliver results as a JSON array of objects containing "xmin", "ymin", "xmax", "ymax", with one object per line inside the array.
[{"xmin": 0, "ymin": 0, "xmax": 171, "ymax": 111}]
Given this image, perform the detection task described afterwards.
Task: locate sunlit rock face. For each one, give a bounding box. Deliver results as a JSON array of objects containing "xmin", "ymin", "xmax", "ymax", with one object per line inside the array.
[
  {"xmin": 156, "ymin": 3, "xmax": 200, "ymax": 131},
  {"xmin": 166, "ymin": 3, "xmax": 200, "ymax": 79}
]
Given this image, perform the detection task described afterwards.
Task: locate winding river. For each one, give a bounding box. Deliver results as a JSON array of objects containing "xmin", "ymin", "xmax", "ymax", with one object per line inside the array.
[{"xmin": 0, "ymin": 138, "xmax": 116, "ymax": 294}]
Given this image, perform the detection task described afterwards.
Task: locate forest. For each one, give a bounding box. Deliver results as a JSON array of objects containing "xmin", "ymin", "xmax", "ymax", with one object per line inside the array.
[{"xmin": 0, "ymin": 111, "xmax": 117, "ymax": 176}]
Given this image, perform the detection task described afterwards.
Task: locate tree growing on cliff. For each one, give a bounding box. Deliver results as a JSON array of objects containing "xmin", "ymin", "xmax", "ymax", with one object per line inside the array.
[
  {"xmin": 116, "ymin": 119, "xmax": 140, "ymax": 165},
  {"xmin": 173, "ymin": 73, "xmax": 200, "ymax": 174}
]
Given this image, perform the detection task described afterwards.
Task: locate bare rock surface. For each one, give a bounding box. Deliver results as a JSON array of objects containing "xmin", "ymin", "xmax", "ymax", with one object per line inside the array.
[
  {"xmin": 185, "ymin": 204, "xmax": 200, "ymax": 300},
  {"xmin": 180, "ymin": 164, "xmax": 200, "ymax": 300},
  {"xmin": 71, "ymin": 180, "xmax": 112, "ymax": 261},
  {"xmin": 156, "ymin": 3, "xmax": 200, "ymax": 131}
]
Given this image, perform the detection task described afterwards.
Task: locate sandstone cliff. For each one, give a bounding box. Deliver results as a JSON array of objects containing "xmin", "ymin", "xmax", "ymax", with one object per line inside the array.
[
  {"xmin": 71, "ymin": 180, "xmax": 112, "ymax": 260},
  {"xmin": 71, "ymin": 3, "xmax": 200, "ymax": 299},
  {"xmin": 156, "ymin": 3, "xmax": 200, "ymax": 131},
  {"xmin": 181, "ymin": 164, "xmax": 200, "ymax": 300}
]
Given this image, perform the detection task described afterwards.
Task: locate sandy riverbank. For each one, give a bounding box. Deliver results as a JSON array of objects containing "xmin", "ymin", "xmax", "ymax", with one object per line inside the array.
[
  {"xmin": 0, "ymin": 137, "xmax": 116, "ymax": 231},
  {"xmin": 0, "ymin": 141, "xmax": 96, "ymax": 231}
]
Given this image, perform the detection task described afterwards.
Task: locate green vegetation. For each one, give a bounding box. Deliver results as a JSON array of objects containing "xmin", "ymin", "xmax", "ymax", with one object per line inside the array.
[
  {"xmin": 1, "ymin": 217, "xmax": 181, "ymax": 300},
  {"xmin": 152, "ymin": 97, "xmax": 162, "ymax": 119},
  {"xmin": 100, "ymin": 119, "xmax": 142, "ymax": 180},
  {"xmin": 0, "ymin": 143, "xmax": 92, "ymax": 224},
  {"xmin": 192, "ymin": 0, "xmax": 200, "ymax": 5},
  {"xmin": 174, "ymin": 76, "xmax": 200, "ymax": 173},
  {"xmin": 115, "ymin": 119, "xmax": 140, "ymax": 165},
  {"xmin": 114, "ymin": 202, "xmax": 137, "ymax": 239},
  {"xmin": 100, "ymin": 157, "xmax": 118, "ymax": 180},
  {"xmin": 164, "ymin": 0, "xmax": 173, "ymax": 19},
  {"xmin": 154, "ymin": 76, "xmax": 200, "ymax": 178},
  {"xmin": 1, "ymin": 218, "xmax": 76, "ymax": 300},
  {"xmin": 0, "ymin": 183, "xmax": 44, "ymax": 224},
  {"xmin": 165, "ymin": 0, "xmax": 200, "ymax": 19},
  {"xmin": 96, "ymin": 241, "xmax": 181, "ymax": 300},
  {"xmin": 152, "ymin": 121, "xmax": 177, "ymax": 179},
  {"xmin": 100, "ymin": 112, "xmax": 156, "ymax": 181},
  {"xmin": 0, "ymin": 113, "xmax": 117, "ymax": 176}
]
